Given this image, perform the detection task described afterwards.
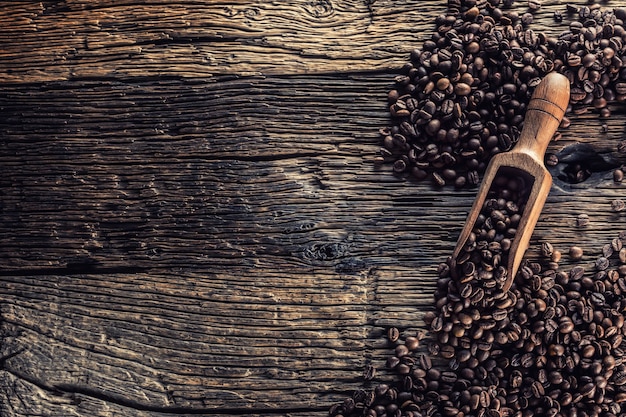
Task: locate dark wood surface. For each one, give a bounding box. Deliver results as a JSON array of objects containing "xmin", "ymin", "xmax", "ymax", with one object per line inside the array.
[{"xmin": 1, "ymin": 1, "xmax": 625, "ymax": 416}]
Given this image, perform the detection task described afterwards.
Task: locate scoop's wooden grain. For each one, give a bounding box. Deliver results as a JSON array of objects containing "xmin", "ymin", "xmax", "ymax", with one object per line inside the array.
[{"xmin": 452, "ymin": 72, "xmax": 571, "ymax": 292}]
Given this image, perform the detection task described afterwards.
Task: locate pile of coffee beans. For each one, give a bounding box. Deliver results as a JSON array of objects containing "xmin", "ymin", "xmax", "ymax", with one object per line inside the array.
[
  {"xmin": 329, "ymin": 224, "xmax": 626, "ymax": 417},
  {"xmin": 329, "ymin": 2, "xmax": 626, "ymax": 416},
  {"xmin": 377, "ymin": 0, "xmax": 626, "ymax": 187}
]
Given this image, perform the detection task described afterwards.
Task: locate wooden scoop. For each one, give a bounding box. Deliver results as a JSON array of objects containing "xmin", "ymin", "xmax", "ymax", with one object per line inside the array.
[{"xmin": 452, "ymin": 72, "xmax": 570, "ymax": 292}]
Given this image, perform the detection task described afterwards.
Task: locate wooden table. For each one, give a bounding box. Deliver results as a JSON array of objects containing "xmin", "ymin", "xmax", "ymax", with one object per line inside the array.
[{"xmin": 1, "ymin": 1, "xmax": 624, "ymax": 415}]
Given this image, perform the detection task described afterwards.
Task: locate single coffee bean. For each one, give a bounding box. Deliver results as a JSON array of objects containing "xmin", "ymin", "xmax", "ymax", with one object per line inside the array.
[
  {"xmin": 612, "ymin": 199, "xmax": 626, "ymax": 212},
  {"xmin": 541, "ymin": 242, "xmax": 554, "ymax": 257},
  {"xmin": 528, "ymin": 0, "xmax": 542, "ymax": 10},
  {"xmin": 576, "ymin": 214, "xmax": 590, "ymax": 227},
  {"xmin": 387, "ymin": 327, "xmax": 400, "ymax": 343},
  {"xmin": 569, "ymin": 246, "xmax": 584, "ymax": 260},
  {"xmin": 363, "ymin": 364, "xmax": 376, "ymax": 381}
]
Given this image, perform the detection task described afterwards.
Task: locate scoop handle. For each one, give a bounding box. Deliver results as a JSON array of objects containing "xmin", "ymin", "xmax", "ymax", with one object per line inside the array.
[{"xmin": 512, "ymin": 72, "xmax": 570, "ymax": 161}]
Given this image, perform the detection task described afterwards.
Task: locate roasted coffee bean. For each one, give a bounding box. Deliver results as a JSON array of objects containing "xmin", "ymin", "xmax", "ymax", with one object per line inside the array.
[
  {"xmin": 363, "ymin": 364, "xmax": 376, "ymax": 381},
  {"xmin": 570, "ymin": 266, "xmax": 585, "ymax": 281},
  {"xmin": 558, "ymin": 317, "xmax": 575, "ymax": 334},
  {"xmin": 528, "ymin": 0, "xmax": 541, "ymax": 11},
  {"xmin": 405, "ymin": 336, "xmax": 420, "ymax": 351},
  {"xmin": 395, "ymin": 344, "xmax": 410, "ymax": 358},
  {"xmin": 612, "ymin": 199, "xmax": 626, "ymax": 212},
  {"xmin": 431, "ymin": 316, "xmax": 444, "ymax": 332},
  {"xmin": 596, "ymin": 256, "xmax": 610, "ymax": 271},
  {"xmin": 386, "ymin": 355, "xmax": 400, "ymax": 369},
  {"xmin": 387, "ymin": 327, "xmax": 400, "ymax": 343},
  {"xmin": 439, "ymin": 345, "xmax": 455, "ymax": 359},
  {"xmin": 569, "ymin": 246, "xmax": 584, "ymax": 261},
  {"xmin": 541, "ymin": 242, "xmax": 554, "ymax": 257},
  {"xmin": 418, "ymin": 353, "xmax": 432, "ymax": 371},
  {"xmin": 576, "ymin": 214, "xmax": 590, "ymax": 227}
]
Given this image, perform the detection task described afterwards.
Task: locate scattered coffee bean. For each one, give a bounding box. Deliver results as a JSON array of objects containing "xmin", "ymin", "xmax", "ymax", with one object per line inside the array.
[
  {"xmin": 528, "ymin": 0, "xmax": 541, "ymax": 11},
  {"xmin": 363, "ymin": 364, "xmax": 376, "ymax": 381},
  {"xmin": 569, "ymin": 245, "xmax": 584, "ymax": 260},
  {"xmin": 577, "ymin": 213, "xmax": 590, "ymax": 227},
  {"xmin": 387, "ymin": 327, "xmax": 400, "ymax": 343},
  {"xmin": 612, "ymin": 199, "xmax": 626, "ymax": 212},
  {"xmin": 541, "ymin": 242, "xmax": 554, "ymax": 257}
]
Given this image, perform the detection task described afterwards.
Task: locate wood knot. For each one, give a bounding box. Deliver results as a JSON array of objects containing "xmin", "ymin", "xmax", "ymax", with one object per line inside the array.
[
  {"xmin": 550, "ymin": 143, "xmax": 620, "ymax": 186},
  {"xmin": 304, "ymin": 242, "xmax": 346, "ymax": 261},
  {"xmin": 303, "ymin": 0, "xmax": 334, "ymax": 19}
]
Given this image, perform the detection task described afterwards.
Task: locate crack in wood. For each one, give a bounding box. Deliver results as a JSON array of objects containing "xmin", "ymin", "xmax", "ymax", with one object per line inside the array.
[
  {"xmin": 0, "ymin": 333, "xmax": 337, "ymax": 415},
  {"xmin": 4, "ymin": 366, "xmax": 331, "ymax": 416},
  {"xmin": 0, "ymin": 266, "xmax": 149, "ymax": 277}
]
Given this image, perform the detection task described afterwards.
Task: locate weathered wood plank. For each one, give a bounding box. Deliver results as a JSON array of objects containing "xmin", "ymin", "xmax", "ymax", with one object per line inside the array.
[
  {"xmin": 0, "ymin": 0, "xmax": 447, "ymax": 82},
  {"xmin": 0, "ymin": 0, "xmax": 598, "ymax": 83},
  {"xmin": 1, "ymin": 76, "xmax": 624, "ymax": 270},
  {"xmin": 0, "ymin": 271, "xmax": 369, "ymax": 412}
]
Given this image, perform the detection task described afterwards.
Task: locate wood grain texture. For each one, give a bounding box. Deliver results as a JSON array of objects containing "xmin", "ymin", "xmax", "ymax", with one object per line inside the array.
[
  {"xmin": 0, "ymin": 0, "xmax": 447, "ymax": 82},
  {"xmin": 0, "ymin": 0, "xmax": 591, "ymax": 83},
  {"xmin": 1, "ymin": 0, "xmax": 626, "ymax": 416}
]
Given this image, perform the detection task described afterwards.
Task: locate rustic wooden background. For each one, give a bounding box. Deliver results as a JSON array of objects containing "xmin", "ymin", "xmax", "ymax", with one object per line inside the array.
[{"xmin": 0, "ymin": 1, "xmax": 625, "ymax": 416}]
